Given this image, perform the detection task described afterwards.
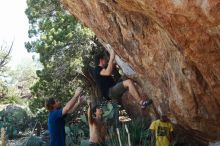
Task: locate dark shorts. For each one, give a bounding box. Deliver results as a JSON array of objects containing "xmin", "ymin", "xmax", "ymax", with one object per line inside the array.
[
  {"xmin": 89, "ymin": 142, "xmax": 107, "ymax": 146},
  {"xmin": 108, "ymin": 81, "xmax": 127, "ymax": 99}
]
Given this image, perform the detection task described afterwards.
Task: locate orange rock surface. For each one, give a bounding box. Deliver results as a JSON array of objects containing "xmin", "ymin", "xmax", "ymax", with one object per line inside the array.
[{"xmin": 61, "ymin": 0, "xmax": 220, "ymax": 142}]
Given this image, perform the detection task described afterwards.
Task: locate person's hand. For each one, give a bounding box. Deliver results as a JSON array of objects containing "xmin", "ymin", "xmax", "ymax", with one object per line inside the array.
[
  {"xmin": 74, "ymin": 87, "xmax": 82, "ymax": 97},
  {"xmin": 87, "ymin": 99, "xmax": 92, "ymax": 106},
  {"xmin": 78, "ymin": 95, "xmax": 88, "ymax": 103}
]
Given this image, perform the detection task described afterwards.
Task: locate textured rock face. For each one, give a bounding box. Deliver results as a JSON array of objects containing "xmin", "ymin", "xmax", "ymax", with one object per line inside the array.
[{"xmin": 61, "ymin": 0, "xmax": 220, "ymax": 142}]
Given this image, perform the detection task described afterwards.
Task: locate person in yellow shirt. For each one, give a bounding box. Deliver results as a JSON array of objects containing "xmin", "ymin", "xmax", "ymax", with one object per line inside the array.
[{"xmin": 149, "ymin": 112, "xmax": 174, "ymax": 146}]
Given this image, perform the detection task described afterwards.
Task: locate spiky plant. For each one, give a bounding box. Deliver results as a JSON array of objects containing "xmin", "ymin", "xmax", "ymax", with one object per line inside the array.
[{"xmin": 106, "ymin": 118, "xmax": 155, "ymax": 146}]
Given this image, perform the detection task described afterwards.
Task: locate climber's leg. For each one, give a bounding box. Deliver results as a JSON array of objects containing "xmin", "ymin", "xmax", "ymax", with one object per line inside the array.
[
  {"xmin": 122, "ymin": 79, "xmax": 153, "ymax": 108},
  {"xmin": 122, "ymin": 79, "xmax": 141, "ymax": 102},
  {"xmin": 109, "ymin": 79, "xmax": 140, "ymax": 101},
  {"xmin": 109, "ymin": 79, "xmax": 152, "ymax": 108},
  {"xmin": 108, "ymin": 82, "xmax": 127, "ymax": 99}
]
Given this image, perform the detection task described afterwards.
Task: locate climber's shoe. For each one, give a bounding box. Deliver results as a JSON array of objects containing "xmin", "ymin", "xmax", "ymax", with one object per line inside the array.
[{"xmin": 141, "ymin": 99, "xmax": 153, "ymax": 108}]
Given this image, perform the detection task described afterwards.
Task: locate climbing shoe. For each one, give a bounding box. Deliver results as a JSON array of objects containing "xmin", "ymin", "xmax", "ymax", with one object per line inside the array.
[{"xmin": 141, "ymin": 99, "xmax": 153, "ymax": 108}]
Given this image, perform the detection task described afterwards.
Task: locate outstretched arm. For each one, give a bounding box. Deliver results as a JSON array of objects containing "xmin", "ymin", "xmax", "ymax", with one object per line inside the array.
[
  {"xmin": 62, "ymin": 87, "xmax": 82, "ymax": 115},
  {"xmin": 100, "ymin": 49, "xmax": 115, "ymax": 76},
  {"xmin": 68, "ymin": 95, "xmax": 87, "ymax": 114},
  {"xmin": 67, "ymin": 97, "xmax": 80, "ymax": 114}
]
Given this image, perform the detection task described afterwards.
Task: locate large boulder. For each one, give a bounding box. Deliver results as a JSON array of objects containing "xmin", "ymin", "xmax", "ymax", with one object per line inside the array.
[{"xmin": 61, "ymin": 0, "xmax": 220, "ymax": 143}]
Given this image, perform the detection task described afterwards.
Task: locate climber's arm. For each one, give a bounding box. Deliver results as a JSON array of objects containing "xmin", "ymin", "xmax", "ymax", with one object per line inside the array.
[{"xmin": 100, "ymin": 49, "xmax": 115, "ymax": 76}]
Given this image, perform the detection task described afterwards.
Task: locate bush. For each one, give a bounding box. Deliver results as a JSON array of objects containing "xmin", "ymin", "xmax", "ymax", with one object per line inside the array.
[
  {"xmin": 28, "ymin": 97, "xmax": 48, "ymax": 128},
  {"xmin": 65, "ymin": 122, "xmax": 89, "ymax": 146},
  {"xmin": 0, "ymin": 104, "xmax": 30, "ymax": 139},
  {"xmin": 0, "ymin": 96, "xmax": 24, "ymax": 105}
]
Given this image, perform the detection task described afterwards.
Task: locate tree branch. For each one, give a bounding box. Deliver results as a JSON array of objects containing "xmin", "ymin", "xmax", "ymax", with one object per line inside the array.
[{"xmin": 0, "ymin": 42, "xmax": 13, "ymax": 69}]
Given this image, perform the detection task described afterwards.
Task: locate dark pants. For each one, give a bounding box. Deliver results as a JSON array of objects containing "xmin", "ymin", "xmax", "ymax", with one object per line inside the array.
[
  {"xmin": 109, "ymin": 82, "xmax": 127, "ymax": 129},
  {"xmin": 108, "ymin": 82, "xmax": 127, "ymax": 99}
]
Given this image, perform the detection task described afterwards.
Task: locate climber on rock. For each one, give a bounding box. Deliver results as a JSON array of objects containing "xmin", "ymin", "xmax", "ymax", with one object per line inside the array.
[
  {"xmin": 94, "ymin": 48, "xmax": 153, "ymax": 108},
  {"xmin": 149, "ymin": 110, "xmax": 174, "ymax": 146},
  {"xmin": 45, "ymin": 87, "xmax": 84, "ymax": 146},
  {"xmin": 87, "ymin": 100, "xmax": 107, "ymax": 146}
]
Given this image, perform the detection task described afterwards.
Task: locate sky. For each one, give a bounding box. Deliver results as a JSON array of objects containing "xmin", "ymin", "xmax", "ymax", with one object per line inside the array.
[{"xmin": 0, "ymin": 0, "xmax": 36, "ymax": 68}]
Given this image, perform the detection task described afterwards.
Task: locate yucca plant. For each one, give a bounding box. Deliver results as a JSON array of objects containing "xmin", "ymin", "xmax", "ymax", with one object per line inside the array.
[
  {"xmin": 129, "ymin": 118, "xmax": 150, "ymax": 146},
  {"xmin": 106, "ymin": 118, "xmax": 155, "ymax": 146}
]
